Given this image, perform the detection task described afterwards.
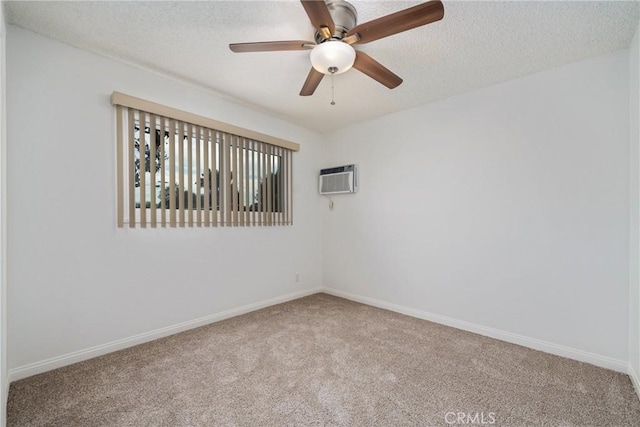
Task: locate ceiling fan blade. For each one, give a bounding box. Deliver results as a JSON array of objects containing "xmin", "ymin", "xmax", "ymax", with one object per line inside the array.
[
  {"xmin": 229, "ymin": 40, "xmax": 314, "ymax": 53},
  {"xmin": 353, "ymin": 51, "xmax": 403, "ymax": 89},
  {"xmin": 346, "ymin": 0, "xmax": 444, "ymax": 45},
  {"xmin": 300, "ymin": 68, "xmax": 324, "ymax": 96},
  {"xmin": 300, "ymin": 0, "xmax": 335, "ymax": 36}
]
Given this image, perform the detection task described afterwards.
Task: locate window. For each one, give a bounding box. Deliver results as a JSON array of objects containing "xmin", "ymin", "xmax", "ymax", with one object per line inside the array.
[{"xmin": 112, "ymin": 92, "xmax": 299, "ymax": 228}]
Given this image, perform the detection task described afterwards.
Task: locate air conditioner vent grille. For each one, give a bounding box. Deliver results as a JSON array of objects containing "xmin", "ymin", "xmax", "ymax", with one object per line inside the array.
[{"xmin": 321, "ymin": 173, "xmax": 351, "ymax": 193}]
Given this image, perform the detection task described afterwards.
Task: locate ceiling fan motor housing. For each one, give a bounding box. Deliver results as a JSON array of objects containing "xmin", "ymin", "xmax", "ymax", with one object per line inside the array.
[{"xmin": 314, "ymin": 0, "xmax": 357, "ymax": 43}]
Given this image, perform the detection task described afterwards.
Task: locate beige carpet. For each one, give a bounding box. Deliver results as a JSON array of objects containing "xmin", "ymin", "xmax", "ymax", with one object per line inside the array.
[{"xmin": 8, "ymin": 293, "xmax": 640, "ymax": 426}]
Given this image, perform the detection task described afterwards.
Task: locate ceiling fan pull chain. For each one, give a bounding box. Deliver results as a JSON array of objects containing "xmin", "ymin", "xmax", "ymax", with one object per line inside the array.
[{"xmin": 331, "ymin": 73, "xmax": 336, "ymax": 106}]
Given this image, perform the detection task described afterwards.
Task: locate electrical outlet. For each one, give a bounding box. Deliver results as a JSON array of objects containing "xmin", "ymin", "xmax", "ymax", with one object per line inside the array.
[{"xmin": 295, "ymin": 274, "xmax": 300, "ymax": 283}]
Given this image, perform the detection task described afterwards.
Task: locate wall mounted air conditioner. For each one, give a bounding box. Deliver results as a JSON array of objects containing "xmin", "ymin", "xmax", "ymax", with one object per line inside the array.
[{"xmin": 319, "ymin": 164, "xmax": 358, "ymax": 195}]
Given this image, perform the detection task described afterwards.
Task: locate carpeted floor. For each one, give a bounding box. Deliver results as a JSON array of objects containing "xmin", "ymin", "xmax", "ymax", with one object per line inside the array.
[{"xmin": 7, "ymin": 293, "xmax": 640, "ymax": 426}]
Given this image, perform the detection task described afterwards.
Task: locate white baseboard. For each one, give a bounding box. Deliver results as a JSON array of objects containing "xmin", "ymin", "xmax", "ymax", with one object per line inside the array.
[
  {"xmin": 629, "ymin": 364, "xmax": 640, "ymax": 400},
  {"xmin": 321, "ymin": 287, "xmax": 629, "ymax": 373},
  {"xmin": 8, "ymin": 287, "xmax": 322, "ymax": 382},
  {"xmin": 1, "ymin": 370, "xmax": 6, "ymax": 427},
  {"xmin": 8, "ymin": 286, "xmax": 631, "ymax": 383}
]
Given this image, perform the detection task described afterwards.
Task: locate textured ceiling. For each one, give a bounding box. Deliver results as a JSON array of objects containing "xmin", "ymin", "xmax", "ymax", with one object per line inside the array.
[{"xmin": 5, "ymin": 1, "xmax": 640, "ymax": 133}]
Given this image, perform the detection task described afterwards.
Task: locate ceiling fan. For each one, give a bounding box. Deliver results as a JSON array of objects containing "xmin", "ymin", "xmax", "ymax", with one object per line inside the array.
[{"xmin": 229, "ymin": 0, "xmax": 444, "ymax": 97}]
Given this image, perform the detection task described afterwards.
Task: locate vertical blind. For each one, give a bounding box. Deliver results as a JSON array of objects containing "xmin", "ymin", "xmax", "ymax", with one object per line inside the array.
[{"xmin": 112, "ymin": 92, "xmax": 299, "ymax": 228}]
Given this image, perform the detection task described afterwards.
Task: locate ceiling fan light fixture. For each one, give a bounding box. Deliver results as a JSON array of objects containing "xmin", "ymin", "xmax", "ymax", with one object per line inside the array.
[{"xmin": 310, "ymin": 41, "xmax": 356, "ymax": 75}]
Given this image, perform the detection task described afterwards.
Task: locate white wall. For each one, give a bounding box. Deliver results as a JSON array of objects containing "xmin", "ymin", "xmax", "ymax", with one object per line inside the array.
[
  {"xmin": 0, "ymin": 2, "xmax": 6, "ymax": 425},
  {"xmin": 6, "ymin": 26, "xmax": 323, "ymax": 375},
  {"xmin": 322, "ymin": 50, "xmax": 631, "ymax": 369},
  {"xmin": 4, "ymin": 16, "xmax": 636, "ymax": 399},
  {"xmin": 629, "ymin": 21, "xmax": 640, "ymax": 393}
]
